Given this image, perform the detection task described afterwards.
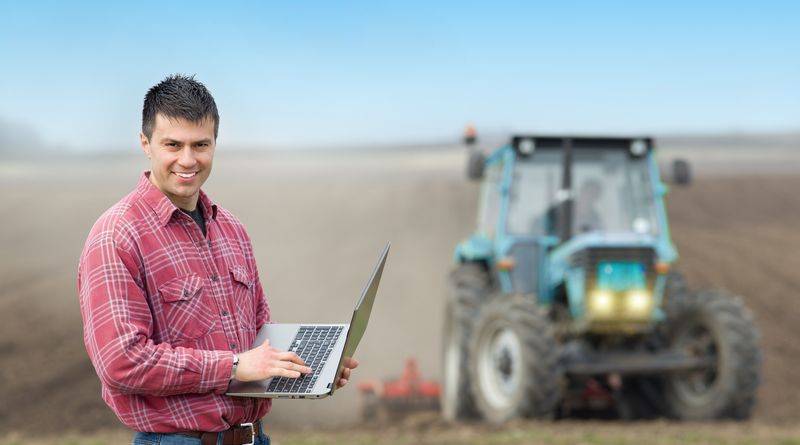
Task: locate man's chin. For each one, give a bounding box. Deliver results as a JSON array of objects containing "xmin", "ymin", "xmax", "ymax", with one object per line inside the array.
[
  {"xmin": 173, "ymin": 188, "xmax": 200, "ymax": 198},
  {"xmin": 166, "ymin": 184, "xmax": 200, "ymax": 200}
]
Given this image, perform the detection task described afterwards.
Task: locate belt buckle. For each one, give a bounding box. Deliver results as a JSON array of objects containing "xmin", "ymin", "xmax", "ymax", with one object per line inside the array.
[{"xmin": 239, "ymin": 422, "xmax": 255, "ymax": 445}]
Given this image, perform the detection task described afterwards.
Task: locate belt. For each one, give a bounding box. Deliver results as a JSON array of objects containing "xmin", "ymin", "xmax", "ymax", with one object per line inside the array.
[{"xmin": 178, "ymin": 420, "xmax": 263, "ymax": 445}]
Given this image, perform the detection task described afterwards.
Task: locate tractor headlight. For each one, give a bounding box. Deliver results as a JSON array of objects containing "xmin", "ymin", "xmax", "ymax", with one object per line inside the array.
[
  {"xmin": 588, "ymin": 289, "xmax": 653, "ymax": 320},
  {"xmin": 625, "ymin": 289, "xmax": 653, "ymax": 317},
  {"xmin": 588, "ymin": 290, "xmax": 615, "ymax": 318}
]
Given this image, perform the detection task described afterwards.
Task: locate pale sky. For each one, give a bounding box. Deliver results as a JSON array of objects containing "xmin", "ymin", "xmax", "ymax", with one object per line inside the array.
[{"xmin": 1, "ymin": 1, "xmax": 798, "ymax": 152}]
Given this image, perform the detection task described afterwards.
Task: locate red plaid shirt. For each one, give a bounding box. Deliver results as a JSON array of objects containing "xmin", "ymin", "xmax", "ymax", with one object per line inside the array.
[{"xmin": 78, "ymin": 172, "xmax": 271, "ymax": 433}]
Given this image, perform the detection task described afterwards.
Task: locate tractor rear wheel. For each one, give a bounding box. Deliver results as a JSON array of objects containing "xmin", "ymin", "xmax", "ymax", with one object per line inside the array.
[
  {"xmin": 662, "ymin": 289, "xmax": 761, "ymax": 420},
  {"xmin": 469, "ymin": 294, "xmax": 561, "ymax": 423},
  {"xmin": 441, "ymin": 262, "xmax": 490, "ymax": 421},
  {"xmin": 664, "ymin": 270, "xmax": 688, "ymax": 301}
]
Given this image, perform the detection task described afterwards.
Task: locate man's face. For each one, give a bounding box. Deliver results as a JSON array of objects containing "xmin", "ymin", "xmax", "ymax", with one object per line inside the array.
[{"xmin": 140, "ymin": 114, "xmax": 216, "ymax": 210}]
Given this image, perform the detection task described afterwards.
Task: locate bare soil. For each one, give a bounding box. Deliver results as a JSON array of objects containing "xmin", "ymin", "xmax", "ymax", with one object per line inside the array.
[
  {"xmin": 1, "ymin": 150, "xmax": 799, "ymax": 441},
  {"xmin": 3, "ymin": 417, "xmax": 800, "ymax": 445}
]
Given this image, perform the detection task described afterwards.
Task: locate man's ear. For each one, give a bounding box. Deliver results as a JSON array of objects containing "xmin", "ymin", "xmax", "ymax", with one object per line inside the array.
[{"xmin": 139, "ymin": 132, "xmax": 151, "ymax": 159}]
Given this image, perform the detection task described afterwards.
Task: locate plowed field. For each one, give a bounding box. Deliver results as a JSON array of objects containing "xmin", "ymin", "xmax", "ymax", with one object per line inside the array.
[{"xmin": 1, "ymin": 149, "xmax": 798, "ymax": 442}]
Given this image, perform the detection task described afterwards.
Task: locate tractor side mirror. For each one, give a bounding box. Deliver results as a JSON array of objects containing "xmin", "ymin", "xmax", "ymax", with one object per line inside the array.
[
  {"xmin": 672, "ymin": 159, "xmax": 692, "ymax": 186},
  {"xmin": 467, "ymin": 151, "xmax": 486, "ymax": 180}
]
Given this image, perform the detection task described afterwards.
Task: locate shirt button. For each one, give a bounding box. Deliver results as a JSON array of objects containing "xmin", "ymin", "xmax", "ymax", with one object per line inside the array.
[
  {"xmin": 211, "ymin": 274, "xmax": 219, "ymax": 282},
  {"xmin": 207, "ymin": 240, "xmax": 213, "ymax": 248},
  {"xmin": 222, "ymin": 310, "xmax": 230, "ymax": 316},
  {"xmin": 230, "ymin": 343, "xmax": 237, "ymax": 349}
]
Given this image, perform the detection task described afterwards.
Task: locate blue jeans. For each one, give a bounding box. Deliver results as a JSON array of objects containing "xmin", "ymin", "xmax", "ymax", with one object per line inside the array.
[{"xmin": 132, "ymin": 430, "xmax": 270, "ymax": 445}]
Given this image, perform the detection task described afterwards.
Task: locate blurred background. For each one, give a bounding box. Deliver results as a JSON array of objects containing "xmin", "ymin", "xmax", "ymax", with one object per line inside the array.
[{"xmin": 1, "ymin": 1, "xmax": 799, "ymax": 444}]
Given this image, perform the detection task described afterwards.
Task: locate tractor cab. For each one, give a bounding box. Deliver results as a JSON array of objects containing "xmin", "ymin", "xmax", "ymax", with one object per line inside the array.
[{"xmin": 459, "ymin": 136, "xmax": 681, "ymax": 334}]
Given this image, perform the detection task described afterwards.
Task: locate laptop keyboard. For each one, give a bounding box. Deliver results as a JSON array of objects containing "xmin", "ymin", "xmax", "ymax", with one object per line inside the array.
[{"xmin": 266, "ymin": 325, "xmax": 344, "ymax": 394}]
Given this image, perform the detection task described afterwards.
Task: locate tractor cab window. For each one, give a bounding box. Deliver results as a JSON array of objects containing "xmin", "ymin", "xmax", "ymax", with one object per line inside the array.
[
  {"xmin": 507, "ymin": 150, "xmax": 562, "ymax": 236},
  {"xmin": 477, "ymin": 160, "xmax": 504, "ymax": 239},
  {"xmin": 572, "ymin": 150, "xmax": 658, "ymax": 236}
]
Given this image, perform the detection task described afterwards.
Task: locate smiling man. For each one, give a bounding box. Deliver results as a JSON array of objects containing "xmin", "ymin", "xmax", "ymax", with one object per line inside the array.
[{"xmin": 78, "ymin": 75, "xmax": 357, "ymax": 445}]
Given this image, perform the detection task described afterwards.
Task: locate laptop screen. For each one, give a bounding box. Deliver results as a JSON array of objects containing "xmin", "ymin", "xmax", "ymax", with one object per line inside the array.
[{"xmin": 332, "ymin": 242, "xmax": 389, "ymax": 392}]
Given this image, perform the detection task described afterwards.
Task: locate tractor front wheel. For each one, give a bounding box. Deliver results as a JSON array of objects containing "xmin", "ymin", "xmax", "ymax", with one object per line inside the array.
[
  {"xmin": 441, "ymin": 262, "xmax": 490, "ymax": 421},
  {"xmin": 662, "ymin": 289, "xmax": 761, "ymax": 420},
  {"xmin": 469, "ymin": 294, "xmax": 561, "ymax": 423}
]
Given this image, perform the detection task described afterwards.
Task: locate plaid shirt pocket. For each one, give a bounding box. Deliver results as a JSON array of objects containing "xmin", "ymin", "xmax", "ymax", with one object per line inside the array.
[
  {"xmin": 229, "ymin": 265, "xmax": 256, "ymax": 331},
  {"xmin": 158, "ymin": 273, "xmax": 217, "ymax": 342}
]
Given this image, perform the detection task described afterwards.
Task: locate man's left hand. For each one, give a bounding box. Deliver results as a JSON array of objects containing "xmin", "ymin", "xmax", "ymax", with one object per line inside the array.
[{"xmin": 336, "ymin": 357, "xmax": 359, "ymax": 389}]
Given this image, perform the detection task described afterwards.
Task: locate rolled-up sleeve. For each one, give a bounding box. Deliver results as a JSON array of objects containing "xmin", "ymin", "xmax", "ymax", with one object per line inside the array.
[{"xmin": 78, "ymin": 227, "xmax": 233, "ymax": 397}]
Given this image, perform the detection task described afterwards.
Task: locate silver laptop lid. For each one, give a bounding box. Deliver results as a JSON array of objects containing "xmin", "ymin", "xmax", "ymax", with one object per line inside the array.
[{"xmin": 330, "ymin": 242, "xmax": 390, "ymax": 394}]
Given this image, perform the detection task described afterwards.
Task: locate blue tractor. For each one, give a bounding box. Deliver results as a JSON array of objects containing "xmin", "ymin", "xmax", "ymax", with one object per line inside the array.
[{"xmin": 442, "ymin": 135, "xmax": 761, "ymax": 423}]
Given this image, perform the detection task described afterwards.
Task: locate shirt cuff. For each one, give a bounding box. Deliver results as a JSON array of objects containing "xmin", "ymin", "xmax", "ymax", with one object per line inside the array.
[{"xmin": 199, "ymin": 349, "xmax": 235, "ymax": 395}]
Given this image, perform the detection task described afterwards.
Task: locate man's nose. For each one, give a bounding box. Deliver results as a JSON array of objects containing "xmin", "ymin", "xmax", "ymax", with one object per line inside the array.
[{"xmin": 177, "ymin": 146, "xmax": 197, "ymax": 167}]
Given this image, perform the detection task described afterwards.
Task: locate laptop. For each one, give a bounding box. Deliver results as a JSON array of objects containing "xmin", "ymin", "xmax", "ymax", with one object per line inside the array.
[{"xmin": 226, "ymin": 242, "xmax": 389, "ymax": 399}]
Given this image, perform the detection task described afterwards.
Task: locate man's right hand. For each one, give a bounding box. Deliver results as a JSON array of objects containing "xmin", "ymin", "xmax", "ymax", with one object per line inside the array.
[{"xmin": 234, "ymin": 340, "xmax": 312, "ymax": 382}]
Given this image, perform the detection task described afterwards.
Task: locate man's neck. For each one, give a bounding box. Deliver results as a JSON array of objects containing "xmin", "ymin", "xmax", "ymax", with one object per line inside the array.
[
  {"xmin": 174, "ymin": 196, "xmax": 199, "ymax": 212},
  {"xmin": 176, "ymin": 198, "xmax": 199, "ymax": 212}
]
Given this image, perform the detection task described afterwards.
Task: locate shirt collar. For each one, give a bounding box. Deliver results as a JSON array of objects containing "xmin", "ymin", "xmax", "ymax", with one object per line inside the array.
[{"xmin": 137, "ymin": 171, "xmax": 218, "ymax": 227}]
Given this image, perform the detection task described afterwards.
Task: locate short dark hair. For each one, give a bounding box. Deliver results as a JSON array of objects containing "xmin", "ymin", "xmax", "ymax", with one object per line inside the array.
[{"xmin": 142, "ymin": 74, "xmax": 219, "ymax": 140}]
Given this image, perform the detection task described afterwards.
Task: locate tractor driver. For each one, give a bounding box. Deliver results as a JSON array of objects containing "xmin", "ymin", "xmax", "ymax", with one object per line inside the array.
[
  {"xmin": 574, "ymin": 178, "xmax": 604, "ymax": 233},
  {"xmin": 78, "ymin": 75, "xmax": 359, "ymax": 445}
]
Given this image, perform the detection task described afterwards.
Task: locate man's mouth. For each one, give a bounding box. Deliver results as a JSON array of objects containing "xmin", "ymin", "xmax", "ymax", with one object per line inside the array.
[{"xmin": 173, "ymin": 171, "xmax": 198, "ymax": 179}]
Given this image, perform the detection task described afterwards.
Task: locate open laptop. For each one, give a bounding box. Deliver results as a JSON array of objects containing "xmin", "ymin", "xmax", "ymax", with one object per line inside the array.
[{"xmin": 226, "ymin": 242, "xmax": 389, "ymax": 399}]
